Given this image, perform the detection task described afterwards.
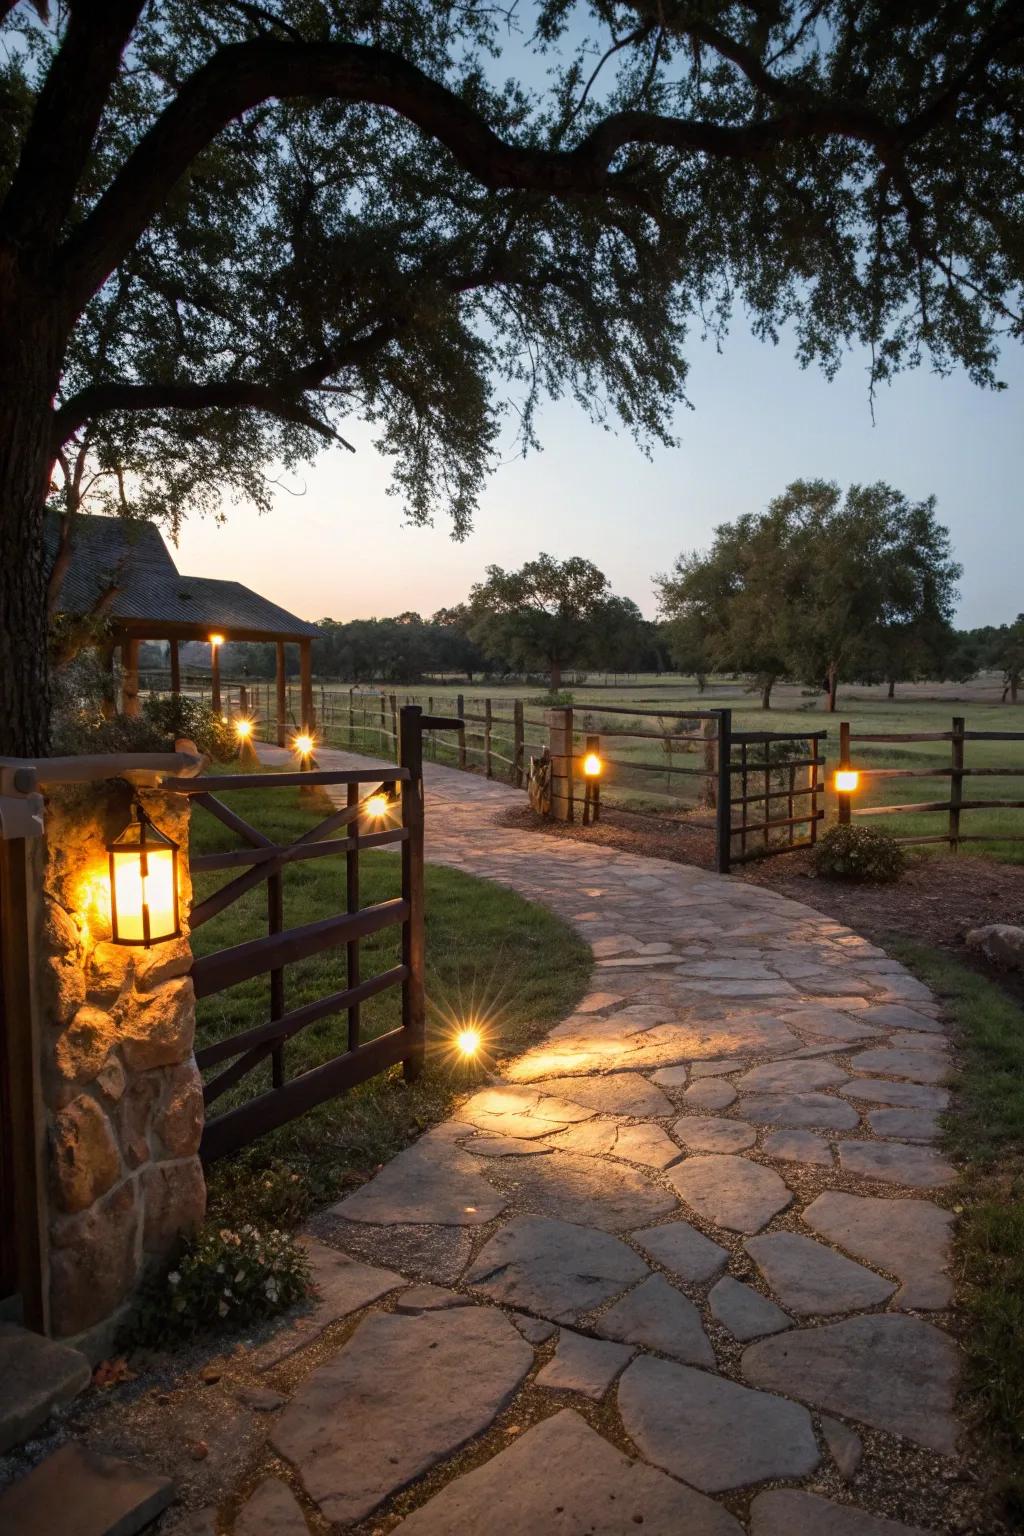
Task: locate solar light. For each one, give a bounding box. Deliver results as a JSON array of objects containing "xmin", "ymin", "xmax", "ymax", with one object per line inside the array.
[
  {"xmin": 235, "ymin": 718, "xmax": 253, "ymax": 740},
  {"xmin": 455, "ymin": 1027, "xmax": 481, "ymax": 1058},
  {"xmin": 834, "ymin": 769, "xmax": 860, "ymax": 794},
  {"xmin": 293, "ymin": 732, "xmax": 315, "ymax": 758},
  {"xmin": 365, "ymin": 792, "xmax": 390, "ymax": 818},
  {"xmin": 107, "ymin": 805, "xmax": 180, "ymax": 948},
  {"xmin": 582, "ymin": 752, "xmax": 602, "ymax": 778},
  {"xmin": 208, "ymin": 633, "xmax": 224, "ymax": 648}
]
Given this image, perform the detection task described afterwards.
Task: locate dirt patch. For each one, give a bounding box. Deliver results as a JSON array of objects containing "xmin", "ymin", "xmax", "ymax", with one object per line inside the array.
[{"xmin": 496, "ymin": 804, "xmax": 1024, "ymax": 970}]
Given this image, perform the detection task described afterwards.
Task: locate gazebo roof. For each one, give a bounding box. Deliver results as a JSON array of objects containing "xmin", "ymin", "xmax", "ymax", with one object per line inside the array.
[{"xmin": 47, "ymin": 512, "xmax": 319, "ymax": 642}]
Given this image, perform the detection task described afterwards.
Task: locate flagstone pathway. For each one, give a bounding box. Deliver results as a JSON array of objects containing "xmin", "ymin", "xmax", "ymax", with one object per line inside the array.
[{"xmin": 212, "ymin": 746, "xmax": 964, "ymax": 1534}]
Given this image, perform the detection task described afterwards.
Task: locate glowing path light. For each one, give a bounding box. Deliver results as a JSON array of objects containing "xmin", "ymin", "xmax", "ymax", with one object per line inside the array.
[
  {"xmin": 455, "ymin": 1027, "xmax": 482, "ymax": 1058},
  {"xmin": 235, "ymin": 718, "xmax": 253, "ymax": 741},
  {"xmin": 834, "ymin": 768, "xmax": 860, "ymax": 794},
  {"xmin": 582, "ymin": 751, "xmax": 602, "ymax": 778},
  {"xmin": 364, "ymin": 791, "xmax": 390, "ymax": 818}
]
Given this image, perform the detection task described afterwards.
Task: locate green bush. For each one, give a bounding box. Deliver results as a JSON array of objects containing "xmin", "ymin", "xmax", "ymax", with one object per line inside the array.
[
  {"xmin": 142, "ymin": 694, "xmax": 235, "ymax": 759},
  {"xmin": 128, "ymin": 1222, "xmax": 311, "ymax": 1347},
  {"xmin": 526, "ymin": 689, "xmax": 575, "ymax": 707},
  {"xmin": 813, "ymin": 823, "xmax": 906, "ymax": 882}
]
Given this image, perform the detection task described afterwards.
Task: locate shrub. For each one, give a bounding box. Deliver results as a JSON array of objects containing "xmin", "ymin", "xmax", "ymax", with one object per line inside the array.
[
  {"xmin": 128, "ymin": 1222, "xmax": 312, "ymax": 1347},
  {"xmin": 526, "ymin": 689, "xmax": 575, "ymax": 707},
  {"xmin": 813, "ymin": 823, "xmax": 906, "ymax": 883},
  {"xmin": 142, "ymin": 694, "xmax": 235, "ymax": 759}
]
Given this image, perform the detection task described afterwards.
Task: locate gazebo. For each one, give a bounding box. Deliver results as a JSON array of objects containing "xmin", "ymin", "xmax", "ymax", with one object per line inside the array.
[{"xmin": 47, "ymin": 512, "xmax": 319, "ymax": 745}]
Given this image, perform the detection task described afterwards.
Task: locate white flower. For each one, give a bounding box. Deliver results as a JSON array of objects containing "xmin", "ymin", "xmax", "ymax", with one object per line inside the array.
[{"xmin": 167, "ymin": 1271, "xmax": 181, "ymax": 1288}]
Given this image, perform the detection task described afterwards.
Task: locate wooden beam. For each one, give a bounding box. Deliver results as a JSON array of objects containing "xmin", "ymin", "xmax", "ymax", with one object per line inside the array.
[
  {"xmin": 299, "ymin": 638, "xmax": 314, "ymax": 736},
  {"xmin": 275, "ymin": 640, "xmax": 287, "ymax": 747},
  {"xmin": 169, "ymin": 638, "xmax": 180, "ymax": 695},
  {"xmin": 210, "ymin": 641, "xmax": 221, "ymax": 715},
  {"xmin": 122, "ymin": 638, "xmax": 140, "ymax": 717}
]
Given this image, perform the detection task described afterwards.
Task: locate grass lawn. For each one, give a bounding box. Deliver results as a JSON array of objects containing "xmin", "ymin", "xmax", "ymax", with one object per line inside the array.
[
  {"xmin": 189, "ymin": 777, "xmax": 591, "ymax": 1226},
  {"xmin": 887, "ymin": 939, "xmax": 1024, "ymax": 1518}
]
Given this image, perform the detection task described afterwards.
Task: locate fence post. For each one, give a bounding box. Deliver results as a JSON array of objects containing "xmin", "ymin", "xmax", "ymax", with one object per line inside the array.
[
  {"xmin": 715, "ymin": 708, "xmax": 732, "ymax": 874},
  {"xmin": 400, "ymin": 706, "xmax": 425, "ymax": 1081},
  {"xmin": 514, "ymin": 699, "xmax": 525, "ymax": 787},
  {"xmin": 390, "ymin": 693, "xmax": 399, "ymax": 762},
  {"xmin": 484, "ymin": 697, "xmax": 493, "ymax": 778},
  {"xmin": 838, "ymin": 720, "xmax": 852, "ymax": 825},
  {"xmin": 808, "ymin": 734, "xmax": 820, "ymax": 845},
  {"xmin": 346, "ymin": 782, "xmax": 361, "ymax": 1051},
  {"xmin": 546, "ymin": 706, "xmax": 575, "ymax": 821},
  {"xmin": 457, "ymin": 693, "xmax": 467, "ymax": 769},
  {"xmin": 950, "ymin": 716, "xmax": 965, "ymax": 851},
  {"xmin": 348, "ymin": 687, "xmax": 355, "ymax": 746}
]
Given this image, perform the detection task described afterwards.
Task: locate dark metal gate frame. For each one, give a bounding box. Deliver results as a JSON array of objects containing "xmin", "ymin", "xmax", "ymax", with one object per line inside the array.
[{"xmin": 169, "ymin": 705, "xmax": 459, "ymax": 1162}]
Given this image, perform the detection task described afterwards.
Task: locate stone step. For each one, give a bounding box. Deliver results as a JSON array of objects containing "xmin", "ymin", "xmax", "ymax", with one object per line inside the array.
[
  {"xmin": 0, "ymin": 1442, "xmax": 174, "ymax": 1536},
  {"xmin": 0, "ymin": 1322, "xmax": 91, "ymax": 1454}
]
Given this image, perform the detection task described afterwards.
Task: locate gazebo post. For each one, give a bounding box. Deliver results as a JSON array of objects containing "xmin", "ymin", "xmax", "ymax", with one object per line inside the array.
[
  {"xmin": 299, "ymin": 637, "xmax": 314, "ymax": 736},
  {"xmin": 210, "ymin": 638, "xmax": 222, "ymax": 715},
  {"xmin": 99, "ymin": 639, "xmax": 116, "ymax": 719},
  {"xmin": 276, "ymin": 641, "xmax": 287, "ymax": 747},
  {"xmin": 169, "ymin": 638, "xmax": 181, "ymax": 696},
  {"xmin": 122, "ymin": 638, "xmax": 140, "ymax": 717}
]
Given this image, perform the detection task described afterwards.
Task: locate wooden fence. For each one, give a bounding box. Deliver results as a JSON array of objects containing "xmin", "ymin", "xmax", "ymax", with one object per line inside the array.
[
  {"xmin": 839, "ymin": 717, "xmax": 1024, "ymax": 848},
  {"xmin": 166, "ymin": 708, "xmax": 432, "ymax": 1161}
]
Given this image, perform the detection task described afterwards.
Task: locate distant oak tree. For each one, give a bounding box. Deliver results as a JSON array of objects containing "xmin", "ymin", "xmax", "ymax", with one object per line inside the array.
[{"xmin": 2, "ymin": 1, "xmax": 1023, "ymax": 750}]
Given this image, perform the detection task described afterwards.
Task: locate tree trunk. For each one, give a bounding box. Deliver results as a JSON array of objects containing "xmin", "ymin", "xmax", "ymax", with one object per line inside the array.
[
  {"xmin": 696, "ymin": 673, "xmax": 707, "ymax": 694},
  {"xmin": 760, "ymin": 681, "xmax": 772, "ymax": 710},
  {"xmin": 1011, "ymin": 675, "xmax": 1020, "ymax": 705},
  {"xmin": 0, "ymin": 353, "xmax": 61, "ymax": 755},
  {"xmin": 827, "ymin": 662, "xmax": 839, "ymax": 713},
  {"xmin": 549, "ymin": 659, "xmax": 562, "ymax": 693},
  {"xmin": 887, "ymin": 677, "xmax": 896, "ymax": 699}
]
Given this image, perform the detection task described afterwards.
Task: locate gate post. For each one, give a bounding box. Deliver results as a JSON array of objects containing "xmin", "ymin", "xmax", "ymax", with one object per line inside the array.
[
  {"xmin": 400, "ymin": 706, "xmax": 425, "ymax": 1081},
  {"xmin": 715, "ymin": 709, "xmax": 732, "ymax": 875},
  {"xmin": 546, "ymin": 707, "xmax": 574, "ymax": 821}
]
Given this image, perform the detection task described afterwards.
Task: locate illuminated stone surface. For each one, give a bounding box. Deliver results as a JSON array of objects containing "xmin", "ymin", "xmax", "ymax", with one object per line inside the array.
[
  {"xmin": 598, "ymin": 1275, "xmax": 715, "ymax": 1367},
  {"xmin": 668, "ymin": 1155, "xmax": 792, "ymax": 1233},
  {"xmin": 465, "ymin": 1216, "xmax": 648, "ymax": 1321}
]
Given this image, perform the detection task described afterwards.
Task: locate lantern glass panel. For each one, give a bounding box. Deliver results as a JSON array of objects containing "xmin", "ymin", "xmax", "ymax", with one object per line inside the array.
[{"xmin": 108, "ymin": 809, "xmax": 180, "ymax": 946}]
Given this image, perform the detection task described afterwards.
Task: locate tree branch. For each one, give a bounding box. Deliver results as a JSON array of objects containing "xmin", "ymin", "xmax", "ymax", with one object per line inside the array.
[
  {"xmin": 52, "ymin": 375, "xmax": 357, "ymax": 450},
  {"xmin": 0, "ymin": 0, "xmax": 144, "ymax": 255},
  {"xmin": 59, "ymin": 34, "xmax": 908, "ymax": 316}
]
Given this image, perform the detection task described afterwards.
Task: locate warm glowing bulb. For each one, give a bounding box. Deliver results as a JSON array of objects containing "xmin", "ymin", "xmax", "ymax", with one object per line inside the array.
[
  {"xmin": 235, "ymin": 718, "xmax": 252, "ymax": 739},
  {"xmin": 209, "ymin": 633, "xmax": 225, "ymax": 648},
  {"xmin": 293, "ymin": 733, "xmax": 314, "ymax": 756},
  {"xmin": 365, "ymin": 792, "xmax": 390, "ymax": 818},
  {"xmin": 456, "ymin": 1028, "xmax": 481, "ymax": 1057},
  {"xmin": 834, "ymin": 769, "xmax": 860, "ymax": 793},
  {"xmin": 582, "ymin": 752, "xmax": 602, "ymax": 778}
]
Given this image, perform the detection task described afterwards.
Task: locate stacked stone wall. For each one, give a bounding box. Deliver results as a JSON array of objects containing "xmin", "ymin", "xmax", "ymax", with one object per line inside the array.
[{"xmin": 35, "ymin": 782, "xmax": 204, "ymax": 1348}]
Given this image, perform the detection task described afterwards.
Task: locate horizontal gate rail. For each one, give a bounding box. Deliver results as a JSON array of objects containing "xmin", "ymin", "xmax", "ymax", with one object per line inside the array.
[
  {"xmin": 191, "ymin": 826, "xmax": 405, "ymax": 874},
  {"xmin": 192, "ymin": 898, "xmax": 409, "ymax": 999}
]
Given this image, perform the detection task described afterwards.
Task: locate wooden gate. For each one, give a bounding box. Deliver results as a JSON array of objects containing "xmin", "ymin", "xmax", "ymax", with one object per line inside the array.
[
  {"xmin": 167, "ymin": 708, "xmax": 431, "ymax": 1162},
  {"xmin": 727, "ymin": 728, "xmax": 827, "ymax": 866}
]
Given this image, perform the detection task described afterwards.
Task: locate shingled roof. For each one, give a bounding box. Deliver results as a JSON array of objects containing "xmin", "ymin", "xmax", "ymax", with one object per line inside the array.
[{"xmin": 47, "ymin": 512, "xmax": 319, "ymax": 641}]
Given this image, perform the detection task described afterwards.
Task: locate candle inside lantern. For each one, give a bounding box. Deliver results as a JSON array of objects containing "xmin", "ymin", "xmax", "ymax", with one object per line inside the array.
[{"xmin": 108, "ymin": 805, "xmax": 180, "ymax": 947}]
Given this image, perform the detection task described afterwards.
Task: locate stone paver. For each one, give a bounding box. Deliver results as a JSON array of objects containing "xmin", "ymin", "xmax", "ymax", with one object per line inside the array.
[
  {"xmin": 501, "ymin": 1148, "xmax": 677, "ymax": 1230},
  {"xmin": 0, "ymin": 1443, "xmax": 174, "ymax": 1536},
  {"xmin": 740, "ymin": 1092, "xmax": 860, "ymax": 1130},
  {"xmin": 335, "ymin": 1129, "xmax": 506, "ymax": 1225},
  {"xmin": 675, "ymin": 1116, "xmax": 756, "ymax": 1154},
  {"xmin": 668, "ymin": 1154, "xmax": 792, "ymax": 1233},
  {"xmin": 745, "ymin": 1231, "xmax": 896, "ymax": 1314},
  {"xmin": 750, "ymin": 1489, "xmax": 930, "ymax": 1535},
  {"xmin": 250, "ymin": 744, "xmax": 961, "ymax": 1530},
  {"xmin": 762, "ymin": 1128, "xmax": 833, "ymax": 1166},
  {"xmin": 393, "ymin": 1410, "xmax": 744, "ymax": 1534},
  {"xmin": 236, "ymin": 1478, "xmax": 309, "ymax": 1535},
  {"xmin": 632, "ymin": 1220, "xmax": 728, "ymax": 1283},
  {"xmin": 708, "ymin": 1276, "xmax": 792, "ymax": 1340},
  {"xmin": 272, "ymin": 1307, "xmax": 532, "ymax": 1524},
  {"xmin": 618, "ymin": 1356, "xmax": 820, "ymax": 1492},
  {"xmin": 598, "ymin": 1274, "xmax": 716, "ymax": 1366},
  {"xmin": 535, "ymin": 1330, "xmax": 635, "ymax": 1399},
  {"xmin": 837, "ymin": 1140, "xmax": 956, "ymax": 1188},
  {"xmin": 465, "ymin": 1215, "xmax": 647, "ymax": 1321},
  {"xmin": 743, "ymin": 1314, "xmax": 959, "ymax": 1452},
  {"xmin": 803, "ymin": 1192, "xmax": 954, "ymax": 1309}
]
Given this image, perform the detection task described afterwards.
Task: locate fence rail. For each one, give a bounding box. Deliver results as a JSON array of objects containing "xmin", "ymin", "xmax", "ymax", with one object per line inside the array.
[{"xmin": 839, "ymin": 717, "xmax": 1024, "ymax": 848}]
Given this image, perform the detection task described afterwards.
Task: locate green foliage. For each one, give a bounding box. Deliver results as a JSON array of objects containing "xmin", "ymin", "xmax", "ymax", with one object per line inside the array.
[
  {"xmin": 128, "ymin": 1223, "xmax": 311, "ymax": 1348},
  {"xmin": 141, "ymin": 694, "xmax": 235, "ymax": 759},
  {"xmin": 656, "ymin": 480, "xmax": 961, "ymax": 709},
  {"xmin": 813, "ymin": 823, "xmax": 906, "ymax": 882},
  {"xmin": 526, "ymin": 689, "xmax": 575, "ymax": 707},
  {"xmin": 469, "ymin": 554, "xmax": 614, "ymax": 690}
]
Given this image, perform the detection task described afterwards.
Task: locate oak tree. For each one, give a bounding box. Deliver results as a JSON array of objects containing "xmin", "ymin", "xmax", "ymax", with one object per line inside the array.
[{"xmin": 2, "ymin": 1, "xmax": 1022, "ymax": 750}]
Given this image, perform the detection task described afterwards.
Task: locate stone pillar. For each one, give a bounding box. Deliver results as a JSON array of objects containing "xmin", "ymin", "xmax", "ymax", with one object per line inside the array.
[
  {"xmin": 545, "ymin": 707, "xmax": 574, "ymax": 822},
  {"xmin": 35, "ymin": 782, "xmax": 204, "ymax": 1356}
]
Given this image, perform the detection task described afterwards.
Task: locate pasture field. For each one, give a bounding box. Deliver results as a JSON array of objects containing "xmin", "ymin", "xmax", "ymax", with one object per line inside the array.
[{"xmin": 307, "ymin": 674, "xmax": 1024, "ymax": 863}]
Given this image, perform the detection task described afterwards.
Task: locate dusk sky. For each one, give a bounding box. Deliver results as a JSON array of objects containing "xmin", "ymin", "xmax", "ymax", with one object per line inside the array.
[{"xmin": 174, "ymin": 318, "xmax": 1021, "ymax": 632}]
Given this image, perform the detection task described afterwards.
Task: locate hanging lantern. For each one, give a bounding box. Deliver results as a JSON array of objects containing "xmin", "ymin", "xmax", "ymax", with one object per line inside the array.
[{"xmin": 107, "ymin": 804, "xmax": 181, "ymax": 947}]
